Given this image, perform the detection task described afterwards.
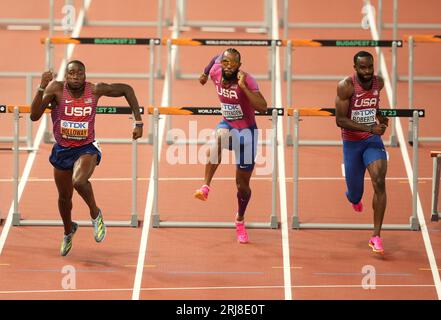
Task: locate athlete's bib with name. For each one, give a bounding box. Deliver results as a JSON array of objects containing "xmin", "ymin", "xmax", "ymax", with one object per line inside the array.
[
  {"xmin": 350, "ymin": 108, "xmax": 376, "ymax": 124},
  {"xmin": 221, "ymin": 103, "xmax": 244, "ymax": 121},
  {"xmin": 60, "ymin": 120, "xmax": 89, "ymax": 140}
]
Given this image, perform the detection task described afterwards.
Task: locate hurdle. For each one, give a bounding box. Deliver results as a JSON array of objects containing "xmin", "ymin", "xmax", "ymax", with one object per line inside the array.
[
  {"xmin": 150, "ymin": 106, "xmax": 282, "ymax": 229},
  {"xmin": 431, "ymin": 151, "xmax": 441, "ymax": 222},
  {"xmin": 0, "ymin": 74, "xmax": 36, "ymax": 150},
  {"xmin": 284, "ymin": 39, "xmax": 402, "ymax": 147},
  {"xmin": 290, "ymin": 107, "xmax": 424, "ymax": 231},
  {"xmin": 164, "ymin": 38, "xmax": 282, "ymax": 145},
  {"xmin": 1, "ymin": 105, "xmax": 143, "ymax": 227},
  {"xmin": 40, "ymin": 36, "xmax": 159, "ymax": 144},
  {"xmin": 405, "ymin": 35, "xmax": 441, "ymax": 145}
]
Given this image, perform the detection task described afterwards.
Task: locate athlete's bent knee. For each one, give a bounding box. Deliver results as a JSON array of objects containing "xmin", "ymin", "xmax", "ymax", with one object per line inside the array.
[{"xmin": 72, "ymin": 178, "xmax": 89, "ymax": 191}]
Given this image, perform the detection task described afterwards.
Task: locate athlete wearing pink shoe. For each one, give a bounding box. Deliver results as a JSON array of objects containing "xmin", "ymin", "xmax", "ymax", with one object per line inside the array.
[
  {"xmin": 335, "ymin": 51, "xmax": 389, "ymax": 254},
  {"xmin": 195, "ymin": 49, "xmax": 267, "ymax": 243}
]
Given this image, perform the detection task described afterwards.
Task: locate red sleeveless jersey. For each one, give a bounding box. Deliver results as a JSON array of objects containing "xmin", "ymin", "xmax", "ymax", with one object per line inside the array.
[
  {"xmin": 341, "ymin": 74, "xmax": 380, "ymax": 141},
  {"xmin": 51, "ymin": 82, "xmax": 97, "ymax": 147}
]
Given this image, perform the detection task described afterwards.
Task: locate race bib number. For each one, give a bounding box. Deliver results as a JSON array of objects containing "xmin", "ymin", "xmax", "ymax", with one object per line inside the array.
[
  {"xmin": 351, "ymin": 108, "xmax": 376, "ymax": 124},
  {"xmin": 60, "ymin": 120, "xmax": 89, "ymax": 140},
  {"xmin": 221, "ymin": 103, "xmax": 244, "ymax": 121}
]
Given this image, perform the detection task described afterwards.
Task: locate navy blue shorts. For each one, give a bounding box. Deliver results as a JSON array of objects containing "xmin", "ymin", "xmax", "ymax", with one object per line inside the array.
[
  {"xmin": 49, "ymin": 141, "xmax": 102, "ymax": 171},
  {"xmin": 343, "ymin": 134, "xmax": 387, "ymax": 204},
  {"xmin": 216, "ymin": 120, "xmax": 258, "ymax": 171}
]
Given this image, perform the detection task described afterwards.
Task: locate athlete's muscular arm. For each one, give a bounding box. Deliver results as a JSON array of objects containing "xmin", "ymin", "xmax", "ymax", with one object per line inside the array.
[
  {"xmin": 199, "ymin": 54, "xmax": 221, "ymax": 85},
  {"xmin": 94, "ymin": 82, "xmax": 143, "ymax": 139},
  {"xmin": 237, "ymin": 71, "xmax": 267, "ymax": 113},
  {"xmin": 375, "ymin": 76, "xmax": 389, "ymax": 128},
  {"xmin": 30, "ymin": 71, "xmax": 60, "ymax": 121}
]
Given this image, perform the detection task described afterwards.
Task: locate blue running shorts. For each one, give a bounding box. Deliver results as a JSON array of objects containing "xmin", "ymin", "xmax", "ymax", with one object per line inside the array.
[
  {"xmin": 216, "ymin": 120, "xmax": 258, "ymax": 171},
  {"xmin": 49, "ymin": 141, "xmax": 102, "ymax": 171},
  {"xmin": 343, "ymin": 134, "xmax": 387, "ymax": 204}
]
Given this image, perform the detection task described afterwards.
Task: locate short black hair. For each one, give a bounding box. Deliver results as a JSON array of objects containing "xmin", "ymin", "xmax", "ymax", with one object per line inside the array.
[
  {"xmin": 66, "ymin": 60, "xmax": 86, "ymax": 71},
  {"xmin": 223, "ymin": 48, "xmax": 241, "ymax": 62},
  {"xmin": 353, "ymin": 51, "xmax": 373, "ymax": 65}
]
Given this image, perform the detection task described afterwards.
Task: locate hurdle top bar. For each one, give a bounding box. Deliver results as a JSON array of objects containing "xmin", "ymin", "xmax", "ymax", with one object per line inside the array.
[
  {"xmin": 146, "ymin": 106, "xmax": 283, "ymax": 116},
  {"xmin": 282, "ymin": 39, "xmax": 402, "ymax": 47},
  {"xmin": 431, "ymin": 151, "xmax": 441, "ymax": 157},
  {"xmin": 41, "ymin": 37, "xmax": 402, "ymax": 48},
  {"xmin": 404, "ymin": 35, "xmax": 441, "ymax": 43},
  {"xmin": 287, "ymin": 108, "xmax": 424, "ymax": 117},
  {"xmin": 0, "ymin": 105, "xmax": 144, "ymax": 114}
]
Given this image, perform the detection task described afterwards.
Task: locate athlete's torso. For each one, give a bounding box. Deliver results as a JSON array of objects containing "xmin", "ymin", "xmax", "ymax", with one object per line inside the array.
[
  {"xmin": 51, "ymin": 82, "xmax": 97, "ymax": 147},
  {"xmin": 210, "ymin": 64, "xmax": 259, "ymax": 129},
  {"xmin": 342, "ymin": 74, "xmax": 381, "ymax": 141}
]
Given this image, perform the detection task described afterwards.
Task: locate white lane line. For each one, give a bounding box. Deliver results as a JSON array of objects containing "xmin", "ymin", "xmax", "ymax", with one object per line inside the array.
[
  {"xmin": 0, "ymin": 283, "xmax": 436, "ymax": 295},
  {"xmin": 0, "ymin": 0, "xmax": 92, "ymax": 255},
  {"xmin": 131, "ymin": 11, "xmax": 179, "ymax": 301},
  {"xmin": 365, "ymin": 0, "xmax": 441, "ymax": 299},
  {"xmin": 0, "ymin": 176, "xmax": 433, "ymax": 182},
  {"xmin": 271, "ymin": 0, "xmax": 292, "ymax": 301}
]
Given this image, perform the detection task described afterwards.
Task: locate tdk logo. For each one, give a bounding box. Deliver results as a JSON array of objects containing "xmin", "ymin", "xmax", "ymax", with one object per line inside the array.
[{"xmin": 62, "ymin": 121, "xmax": 87, "ymax": 129}]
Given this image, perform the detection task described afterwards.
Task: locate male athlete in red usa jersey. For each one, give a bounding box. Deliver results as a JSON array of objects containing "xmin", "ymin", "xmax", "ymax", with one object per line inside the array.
[
  {"xmin": 195, "ymin": 48, "xmax": 268, "ymax": 244},
  {"xmin": 335, "ymin": 51, "xmax": 389, "ymax": 255},
  {"xmin": 31, "ymin": 60, "xmax": 143, "ymax": 256}
]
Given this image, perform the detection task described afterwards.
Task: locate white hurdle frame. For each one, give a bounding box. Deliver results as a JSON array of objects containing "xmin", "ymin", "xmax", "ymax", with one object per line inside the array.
[
  {"xmin": 151, "ymin": 108, "xmax": 281, "ymax": 229},
  {"xmin": 285, "ymin": 39, "xmax": 401, "ymax": 147},
  {"xmin": 431, "ymin": 151, "xmax": 441, "ymax": 222},
  {"xmin": 406, "ymin": 35, "xmax": 441, "ymax": 145},
  {"xmin": 9, "ymin": 106, "xmax": 140, "ymax": 228},
  {"xmin": 291, "ymin": 109, "xmax": 422, "ymax": 231}
]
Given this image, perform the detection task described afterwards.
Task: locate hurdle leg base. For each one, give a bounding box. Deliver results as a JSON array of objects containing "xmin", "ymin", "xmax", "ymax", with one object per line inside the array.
[
  {"xmin": 130, "ymin": 215, "xmax": 139, "ymax": 227},
  {"xmin": 152, "ymin": 214, "xmax": 160, "ymax": 227},
  {"xmin": 270, "ymin": 215, "xmax": 279, "ymax": 229},
  {"xmin": 291, "ymin": 216, "xmax": 300, "ymax": 229},
  {"xmin": 431, "ymin": 213, "xmax": 439, "ymax": 222},
  {"xmin": 12, "ymin": 213, "xmax": 20, "ymax": 226},
  {"xmin": 410, "ymin": 216, "xmax": 421, "ymax": 230}
]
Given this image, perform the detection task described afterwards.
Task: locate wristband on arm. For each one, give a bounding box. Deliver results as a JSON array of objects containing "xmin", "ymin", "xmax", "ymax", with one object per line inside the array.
[{"xmin": 203, "ymin": 54, "xmax": 221, "ymax": 75}]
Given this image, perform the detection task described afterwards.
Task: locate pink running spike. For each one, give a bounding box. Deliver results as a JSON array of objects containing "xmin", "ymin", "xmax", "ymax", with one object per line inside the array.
[
  {"xmin": 235, "ymin": 221, "xmax": 249, "ymax": 244},
  {"xmin": 194, "ymin": 185, "xmax": 210, "ymax": 201},
  {"xmin": 368, "ymin": 236, "xmax": 384, "ymax": 254},
  {"xmin": 352, "ymin": 201, "xmax": 363, "ymax": 212}
]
